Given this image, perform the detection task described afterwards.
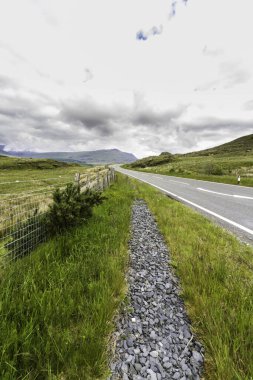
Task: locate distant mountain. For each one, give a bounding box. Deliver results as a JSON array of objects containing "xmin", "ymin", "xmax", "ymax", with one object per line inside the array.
[
  {"xmin": 185, "ymin": 133, "xmax": 253, "ymax": 157},
  {"xmin": 0, "ymin": 146, "xmax": 137, "ymax": 164}
]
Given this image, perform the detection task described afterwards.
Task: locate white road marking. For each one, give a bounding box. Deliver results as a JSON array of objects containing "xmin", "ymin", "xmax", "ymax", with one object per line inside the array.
[
  {"xmin": 119, "ymin": 171, "xmax": 253, "ymax": 236},
  {"xmin": 197, "ymin": 187, "xmax": 253, "ymax": 200},
  {"xmin": 169, "ymin": 180, "xmax": 189, "ymax": 185},
  {"xmin": 155, "ymin": 176, "xmax": 189, "ymax": 185}
]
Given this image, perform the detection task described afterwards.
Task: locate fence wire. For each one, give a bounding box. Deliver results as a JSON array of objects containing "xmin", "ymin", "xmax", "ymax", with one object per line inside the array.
[{"xmin": 0, "ymin": 167, "xmax": 115, "ymax": 267}]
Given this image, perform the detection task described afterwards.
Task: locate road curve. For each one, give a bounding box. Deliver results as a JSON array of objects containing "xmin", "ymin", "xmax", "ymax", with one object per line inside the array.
[{"xmin": 115, "ymin": 166, "xmax": 253, "ymax": 245}]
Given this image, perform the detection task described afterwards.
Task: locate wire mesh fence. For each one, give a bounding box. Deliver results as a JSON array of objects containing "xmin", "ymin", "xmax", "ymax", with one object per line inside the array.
[{"xmin": 0, "ymin": 167, "xmax": 115, "ymax": 267}]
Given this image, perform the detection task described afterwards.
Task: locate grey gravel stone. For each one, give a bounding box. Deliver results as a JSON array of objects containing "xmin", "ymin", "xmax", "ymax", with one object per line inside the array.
[
  {"xmin": 192, "ymin": 350, "xmax": 203, "ymax": 363},
  {"xmin": 147, "ymin": 368, "xmax": 157, "ymax": 380},
  {"xmin": 134, "ymin": 363, "xmax": 142, "ymax": 372},
  {"xmin": 109, "ymin": 200, "xmax": 204, "ymax": 380}
]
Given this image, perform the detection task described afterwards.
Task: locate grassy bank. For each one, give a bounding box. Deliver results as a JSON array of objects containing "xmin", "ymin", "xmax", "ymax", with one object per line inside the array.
[
  {"xmin": 131, "ymin": 178, "xmax": 253, "ymax": 380},
  {"xmin": 124, "ymin": 151, "xmax": 253, "ymax": 187},
  {"xmin": 127, "ymin": 165, "xmax": 253, "ymax": 187},
  {"xmin": 124, "ymin": 133, "xmax": 253, "ymax": 187},
  {"xmin": 0, "ymin": 175, "xmax": 135, "ymax": 379}
]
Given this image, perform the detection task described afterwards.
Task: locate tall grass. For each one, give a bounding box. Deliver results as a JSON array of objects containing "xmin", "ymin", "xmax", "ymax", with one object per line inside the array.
[
  {"xmin": 133, "ymin": 179, "xmax": 253, "ymax": 380},
  {"xmin": 0, "ymin": 175, "xmax": 135, "ymax": 379},
  {"xmin": 125, "ymin": 152, "xmax": 253, "ymax": 187}
]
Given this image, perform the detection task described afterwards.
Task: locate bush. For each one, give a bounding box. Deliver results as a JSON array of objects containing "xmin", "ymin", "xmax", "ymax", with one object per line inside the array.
[
  {"xmin": 4, "ymin": 185, "xmax": 105, "ymax": 260},
  {"xmin": 204, "ymin": 163, "xmax": 224, "ymax": 175},
  {"xmin": 45, "ymin": 184, "xmax": 105, "ymax": 235}
]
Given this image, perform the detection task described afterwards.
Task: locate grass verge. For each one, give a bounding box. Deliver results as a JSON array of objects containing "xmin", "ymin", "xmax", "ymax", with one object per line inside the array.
[
  {"xmin": 1, "ymin": 172, "xmax": 252, "ymax": 379},
  {"xmin": 0, "ymin": 175, "xmax": 135, "ymax": 379},
  {"xmin": 125, "ymin": 166, "xmax": 253, "ymax": 187},
  {"xmin": 131, "ymin": 178, "xmax": 253, "ymax": 380}
]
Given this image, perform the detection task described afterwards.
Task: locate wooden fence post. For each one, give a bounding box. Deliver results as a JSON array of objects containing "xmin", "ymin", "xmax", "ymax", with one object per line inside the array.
[
  {"xmin": 74, "ymin": 173, "xmax": 80, "ymax": 186},
  {"xmin": 97, "ymin": 172, "xmax": 100, "ymax": 190}
]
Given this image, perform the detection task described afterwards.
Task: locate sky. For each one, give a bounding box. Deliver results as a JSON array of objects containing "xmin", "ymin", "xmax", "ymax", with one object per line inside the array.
[{"xmin": 0, "ymin": 0, "xmax": 253, "ymax": 158}]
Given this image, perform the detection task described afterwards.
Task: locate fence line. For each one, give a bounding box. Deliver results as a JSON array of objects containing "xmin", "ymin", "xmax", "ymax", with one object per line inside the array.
[{"xmin": 0, "ymin": 167, "xmax": 115, "ymax": 267}]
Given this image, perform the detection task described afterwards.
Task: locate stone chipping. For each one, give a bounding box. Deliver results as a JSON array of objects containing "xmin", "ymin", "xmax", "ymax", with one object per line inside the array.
[{"xmin": 109, "ymin": 200, "xmax": 204, "ymax": 380}]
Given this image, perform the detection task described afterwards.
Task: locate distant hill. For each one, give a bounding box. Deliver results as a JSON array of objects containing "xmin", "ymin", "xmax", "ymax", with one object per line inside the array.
[
  {"xmin": 185, "ymin": 133, "xmax": 253, "ymax": 157},
  {"xmin": 0, "ymin": 155, "xmax": 78, "ymax": 170},
  {"xmin": 127, "ymin": 133, "xmax": 253, "ymax": 169},
  {"xmin": 0, "ymin": 146, "xmax": 137, "ymax": 164},
  {"xmin": 125, "ymin": 133, "xmax": 253, "ymax": 186},
  {"xmin": 130, "ymin": 152, "xmax": 175, "ymax": 168}
]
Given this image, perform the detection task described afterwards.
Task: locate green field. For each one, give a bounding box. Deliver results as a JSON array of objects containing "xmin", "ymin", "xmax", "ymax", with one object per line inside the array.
[
  {"xmin": 125, "ymin": 134, "xmax": 253, "ymax": 187},
  {"xmin": 0, "ymin": 156, "xmax": 90, "ymax": 194},
  {"xmin": 0, "ymin": 159, "xmax": 253, "ymax": 379}
]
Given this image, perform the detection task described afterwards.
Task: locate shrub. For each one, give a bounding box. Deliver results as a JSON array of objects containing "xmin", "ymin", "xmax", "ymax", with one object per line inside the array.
[
  {"xmin": 204, "ymin": 163, "xmax": 224, "ymax": 175},
  {"xmin": 45, "ymin": 184, "xmax": 105, "ymax": 235},
  {"xmin": 4, "ymin": 185, "xmax": 105, "ymax": 260}
]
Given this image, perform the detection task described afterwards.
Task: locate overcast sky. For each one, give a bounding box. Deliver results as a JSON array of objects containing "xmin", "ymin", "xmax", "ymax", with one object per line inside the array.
[{"xmin": 0, "ymin": 0, "xmax": 253, "ymax": 158}]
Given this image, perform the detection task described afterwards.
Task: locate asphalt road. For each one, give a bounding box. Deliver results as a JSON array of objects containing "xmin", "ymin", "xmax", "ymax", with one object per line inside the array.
[{"xmin": 115, "ymin": 166, "xmax": 253, "ymax": 245}]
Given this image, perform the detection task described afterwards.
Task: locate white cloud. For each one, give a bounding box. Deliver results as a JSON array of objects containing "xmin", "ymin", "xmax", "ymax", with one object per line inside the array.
[{"xmin": 0, "ymin": 0, "xmax": 253, "ymax": 157}]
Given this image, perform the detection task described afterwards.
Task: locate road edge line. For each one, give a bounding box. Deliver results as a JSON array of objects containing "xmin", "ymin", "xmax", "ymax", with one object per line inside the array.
[{"xmin": 120, "ymin": 171, "xmax": 253, "ymax": 236}]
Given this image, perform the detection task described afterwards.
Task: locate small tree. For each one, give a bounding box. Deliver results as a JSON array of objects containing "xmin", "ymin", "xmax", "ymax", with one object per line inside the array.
[{"xmin": 45, "ymin": 184, "xmax": 104, "ymax": 235}]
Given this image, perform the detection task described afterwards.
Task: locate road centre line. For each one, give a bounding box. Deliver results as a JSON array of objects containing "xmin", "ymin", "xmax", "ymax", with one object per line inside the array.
[
  {"xmin": 169, "ymin": 180, "xmax": 190, "ymax": 185},
  {"xmin": 120, "ymin": 171, "xmax": 253, "ymax": 236},
  {"xmin": 132, "ymin": 171, "xmax": 252, "ymax": 190},
  {"xmin": 150, "ymin": 176, "xmax": 189, "ymax": 185},
  {"xmin": 197, "ymin": 187, "xmax": 253, "ymax": 200}
]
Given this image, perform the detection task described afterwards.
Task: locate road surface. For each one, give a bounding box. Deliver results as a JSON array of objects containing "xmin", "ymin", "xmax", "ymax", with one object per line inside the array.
[{"xmin": 116, "ymin": 166, "xmax": 253, "ymax": 245}]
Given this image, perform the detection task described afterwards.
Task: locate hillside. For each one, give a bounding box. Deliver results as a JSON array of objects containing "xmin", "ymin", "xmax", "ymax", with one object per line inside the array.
[
  {"xmin": 0, "ymin": 146, "xmax": 137, "ymax": 164},
  {"xmin": 130, "ymin": 152, "xmax": 175, "ymax": 168},
  {"xmin": 185, "ymin": 133, "xmax": 253, "ymax": 157},
  {"xmin": 126, "ymin": 133, "xmax": 253, "ymax": 186},
  {"xmin": 0, "ymin": 156, "xmax": 78, "ymax": 170}
]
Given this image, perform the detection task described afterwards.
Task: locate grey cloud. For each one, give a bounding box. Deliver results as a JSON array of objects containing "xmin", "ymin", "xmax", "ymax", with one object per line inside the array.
[
  {"xmin": 156, "ymin": 119, "xmax": 253, "ymax": 154},
  {"xmin": 60, "ymin": 94, "xmax": 184, "ymax": 136},
  {"xmin": 243, "ymin": 100, "xmax": 253, "ymax": 111},
  {"xmin": 0, "ymin": 89, "xmax": 56, "ymax": 122},
  {"xmin": 182, "ymin": 117, "xmax": 253, "ymax": 132},
  {"xmin": 0, "ymin": 41, "xmax": 22, "ymax": 59},
  {"xmin": 83, "ymin": 68, "xmax": 93, "ymax": 84},
  {"xmin": 0, "ymin": 82, "xmax": 188, "ymax": 153},
  {"xmin": 0, "ymin": 75, "xmax": 17, "ymax": 90},
  {"xmin": 131, "ymin": 106, "xmax": 184, "ymax": 128},
  {"xmin": 219, "ymin": 62, "xmax": 251, "ymax": 88},
  {"xmin": 131, "ymin": 92, "xmax": 186, "ymax": 128},
  {"xmin": 0, "ymin": 77, "xmax": 252, "ymax": 155},
  {"xmin": 177, "ymin": 118, "xmax": 253, "ymax": 152},
  {"xmin": 195, "ymin": 62, "xmax": 251, "ymax": 92},
  {"xmin": 202, "ymin": 45, "xmax": 224, "ymax": 57},
  {"xmin": 194, "ymin": 81, "xmax": 217, "ymax": 92},
  {"xmin": 60, "ymin": 99, "xmax": 119, "ymax": 136}
]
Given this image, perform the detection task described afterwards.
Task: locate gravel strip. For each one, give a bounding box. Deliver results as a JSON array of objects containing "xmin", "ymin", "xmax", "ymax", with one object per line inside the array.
[{"xmin": 109, "ymin": 200, "xmax": 204, "ymax": 380}]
